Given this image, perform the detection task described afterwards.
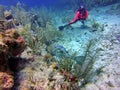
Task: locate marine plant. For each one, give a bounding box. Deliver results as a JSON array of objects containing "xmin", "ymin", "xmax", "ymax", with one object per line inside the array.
[
  {"xmin": 44, "ymin": 22, "xmax": 62, "ymax": 42},
  {"xmin": 30, "ymin": 6, "xmax": 53, "ymax": 28},
  {"xmin": 17, "ymin": 24, "xmax": 31, "ymax": 39},
  {"xmin": 9, "ymin": 4, "xmax": 61, "ymax": 55},
  {"xmin": 90, "ymin": 18, "xmax": 105, "ymax": 32},
  {"xmin": 10, "ymin": 2, "xmax": 31, "ymax": 26},
  {"xmin": 57, "ymin": 58, "xmax": 74, "ymax": 73},
  {"xmin": 100, "ymin": 24, "xmax": 105, "ymax": 31},
  {"xmin": 55, "ymin": 40, "xmax": 103, "ymax": 87},
  {"xmin": 27, "ymin": 33, "xmax": 42, "ymax": 55},
  {"xmin": 91, "ymin": 19, "xmax": 100, "ymax": 30},
  {"xmin": 0, "ymin": 5, "xmax": 4, "ymax": 20},
  {"xmin": 19, "ymin": 21, "xmax": 61, "ymax": 56}
]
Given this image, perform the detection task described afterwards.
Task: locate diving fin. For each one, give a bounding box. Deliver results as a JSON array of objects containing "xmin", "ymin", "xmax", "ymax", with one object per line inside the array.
[
  {"xmin": 58, "ymin": 24, "xmax": 69, "ymax": 31},
  {"xmin": 58, "ymin": 26, "xmax": 65, "ymax": 31}
]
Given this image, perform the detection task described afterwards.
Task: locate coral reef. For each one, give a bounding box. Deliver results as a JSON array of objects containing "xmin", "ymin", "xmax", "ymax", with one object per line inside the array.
[
  {"xmin": 0, "ymin": 29, "xmax": 27, "ymax": 89},
  {"xmin": 0, "ymin": 10, "xmax": 20, "ymax": 31},
  {"xmin": 9, "ymin": 3, "xmax": 62, "ymax": 55},
  {"xmin": 15, "ymin": 55, "xmax": 73, "ymax": 90},
  {"xmin": 0, "ymin": 72, "xmax": 14, "ymax": 90},
  {"xmin": 1, "ymin": 29, "xmax": 26, "ymax": 56}
]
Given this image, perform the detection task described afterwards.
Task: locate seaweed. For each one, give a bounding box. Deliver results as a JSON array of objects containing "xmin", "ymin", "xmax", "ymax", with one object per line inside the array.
[
  {"xmin": 27, "ymin": 33, "xmax": 42, "ymax": 55},
  {"xmin": 89, "ymin": 18, "xmax": 105, "ymax": 32},
  {"xmin": 55, "ymin": 40, "xmax": 104, "ymax": 87},
  {"xmin": 10, "ymin": 4, "xmax": 62, "ymax": 55},
  {"xmin": 91, "ymin": 19, "xmax": 100, "ymax": 30}
]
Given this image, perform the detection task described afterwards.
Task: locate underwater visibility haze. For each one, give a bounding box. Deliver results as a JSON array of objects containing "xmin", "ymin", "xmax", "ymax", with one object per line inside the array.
[
  {"xmin": 0, "ymin": 0, "xmax": 62, "ymax": 8},
  {"xmin": 0, "ymin": 0, "xmax": 120, "ymax": 90}
]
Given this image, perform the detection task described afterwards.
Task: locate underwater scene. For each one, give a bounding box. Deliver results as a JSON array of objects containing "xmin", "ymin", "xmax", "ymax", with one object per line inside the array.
[{"xmin": 0, "ymin": 0, "xmax": 120, "ymax": 90}]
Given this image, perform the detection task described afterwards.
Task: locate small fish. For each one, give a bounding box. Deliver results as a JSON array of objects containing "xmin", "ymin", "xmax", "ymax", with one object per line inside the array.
[
  {"xmin": 52, "ymin": 44, "xmax": 70, "ymax": 57},
  {"xmin": 54, "ymin": 45, "xmax": 68, "ymax": 54}
]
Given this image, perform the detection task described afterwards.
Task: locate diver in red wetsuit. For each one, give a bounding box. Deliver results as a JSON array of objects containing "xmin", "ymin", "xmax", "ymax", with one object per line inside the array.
[
  {"xmin": 59, "ymin": 5, "xmax": 89, "ymax": 30},
  {"xmin": 68, "ymin": 5, "xmax": 88, "ymax": 25}
]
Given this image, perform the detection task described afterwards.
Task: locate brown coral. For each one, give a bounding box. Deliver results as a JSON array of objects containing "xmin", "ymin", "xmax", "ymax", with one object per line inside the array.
[
  {"xmin": 0, "ymin": 72, "xmax": 14, "ymax": 90},
  {"xmin": 1, "ymin": 29, "xmax": 27, "ymax": 56},
  {"xmin": 0, "ymin": 29, "xmax": 27, "ymax": 89}
]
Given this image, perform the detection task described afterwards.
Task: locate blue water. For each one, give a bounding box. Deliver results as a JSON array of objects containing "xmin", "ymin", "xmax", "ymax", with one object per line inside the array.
[
  {"xmin": 1, "ymin": 0, "xmax": 119, "ymax": 10},
  {"xmin": 0, "ymin": 0, "xmax": 61, "ymax": 8}
]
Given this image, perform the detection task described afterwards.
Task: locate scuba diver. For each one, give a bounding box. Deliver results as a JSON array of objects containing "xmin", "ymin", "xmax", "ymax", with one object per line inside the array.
[{"xmin": 59, "ymin": 5, "xmax": 89, "ymax": 30}]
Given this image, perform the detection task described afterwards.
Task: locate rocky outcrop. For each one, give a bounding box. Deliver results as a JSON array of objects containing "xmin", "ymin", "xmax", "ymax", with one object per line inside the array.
[
  {"xmin": 0, "ymin": 29, "xmax": 26, "ymax": 89},
  {"xmin": 0, "ymin": 29, "xmax": 26, "ymax": 58}
]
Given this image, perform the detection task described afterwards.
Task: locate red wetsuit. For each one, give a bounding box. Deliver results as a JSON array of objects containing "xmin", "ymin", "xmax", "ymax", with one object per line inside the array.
[{"xmin": 69, "ymin": 9, "xmax": 88, "ymax": 25}]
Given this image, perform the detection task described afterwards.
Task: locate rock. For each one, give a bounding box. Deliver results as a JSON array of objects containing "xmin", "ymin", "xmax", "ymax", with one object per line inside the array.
[
  {"xmin": 0, "ymin": 29, "xmax": 27, "ymax": 89},
  {"xmin": 2, "ymin": 29, "xmax": 27, "ymax": 56}
]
